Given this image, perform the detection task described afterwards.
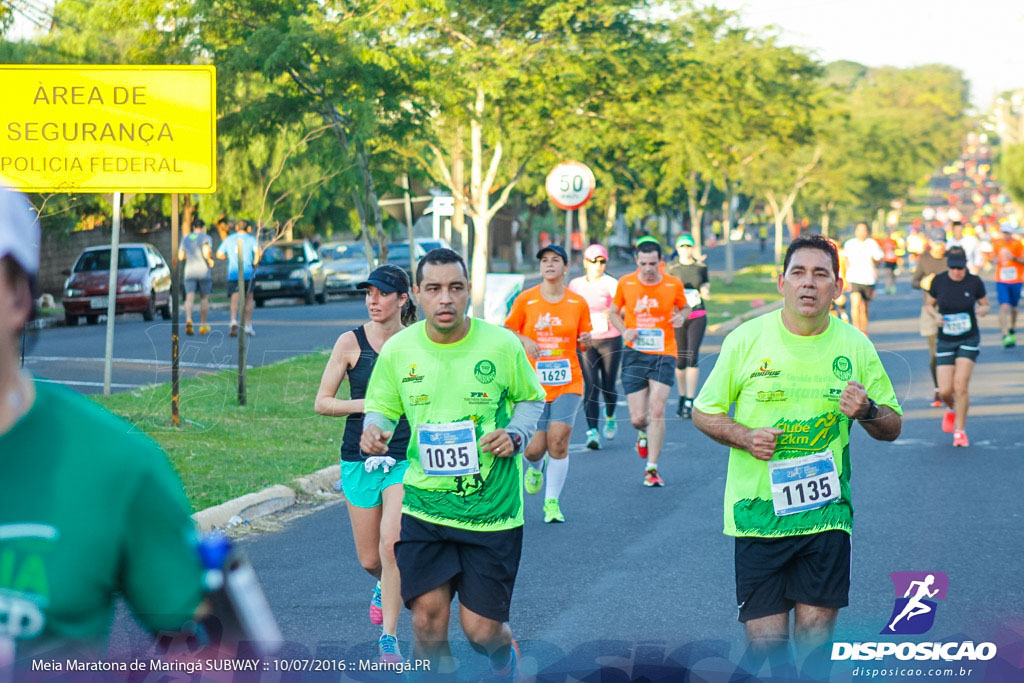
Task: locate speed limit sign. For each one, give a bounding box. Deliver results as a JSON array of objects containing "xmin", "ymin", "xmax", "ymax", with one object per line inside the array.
[{"xmin": 546, "ymin": 161, "xmax": 596, "ymax": 211}]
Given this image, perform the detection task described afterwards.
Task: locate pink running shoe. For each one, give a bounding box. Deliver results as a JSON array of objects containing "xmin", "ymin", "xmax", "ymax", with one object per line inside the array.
[
  {"xmin": 952, "ymin": 430, "xmax": 969, "ymax": 447},
  {"xmin": 369, "ymin": 582, "xmax": 383, "ymax": 626},
  {"xmin": 941, "ymin": 410, "xmax": 956, "ymax": 434}
]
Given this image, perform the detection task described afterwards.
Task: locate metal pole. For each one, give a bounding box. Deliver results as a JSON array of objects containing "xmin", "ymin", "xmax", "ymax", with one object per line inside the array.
[
  {"xmin": 237, "ymin": 238, "xmax": 247, "ymax": 405},
  {"xmin": 402, "ymin": 174, "xmax": 416, "ymax": 280},
  {"xmin": 564, "ymin": 209, "xmax": 572, "ymax": 252},
  {"xmin": 102, "ymin": 191, "xmax": 122, "ymax": 396},
  {"xmin": 170, "ymin": 193, "xmax": 180, "ymax": 427}
]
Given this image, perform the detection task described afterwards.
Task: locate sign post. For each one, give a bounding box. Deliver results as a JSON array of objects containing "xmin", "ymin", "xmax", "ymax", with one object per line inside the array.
[
  {"xmin": 0, "ymin": 65, "xmax": 216, "ymax": 414},
  {"xmin": 545, "ymin": 161, "xmax": 596, "ymax": 258}
]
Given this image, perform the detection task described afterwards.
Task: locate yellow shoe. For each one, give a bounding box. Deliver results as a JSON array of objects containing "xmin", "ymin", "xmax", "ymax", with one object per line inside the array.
[
  {"xmin": 185, "ymin": 320, "xmax": 194, "ymax": 335},
  {"xmin": 198, "ymin": 324, "xmax": 210, "ymax": 335}
]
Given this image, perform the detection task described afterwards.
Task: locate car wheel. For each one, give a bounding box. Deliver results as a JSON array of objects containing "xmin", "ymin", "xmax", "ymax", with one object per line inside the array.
[
  {"xmin": 85, "ymin": 314, "xmax": 99, "ymax": 325},
  {"xmin": 65, "ymin": 312, "xmax": 79, "ymax": 326},
  {"xmin": 315, "ymin": 285, "xmax": 328, "ymax": 304},
  {"xmin": 304, "ymin": 283, "xmax": 315, "ymax": 305},
  {"xmin": 254, "ymin": 298, "xmax": 265, "ymax": 308},
  {"xmin": 142, "ymin": 294, "xmax": 156, "ymax": 321},
  {"xmin": 160, "ymin": 304, "xmax": 172, "ymax": 320}
]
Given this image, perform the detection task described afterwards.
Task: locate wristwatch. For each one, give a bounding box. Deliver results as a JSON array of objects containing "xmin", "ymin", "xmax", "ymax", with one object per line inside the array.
[
  {"xmin": 508, "ymin": 432, "xmax": 523, "ymax": 455},
  {"xmin": 859, "ymin": 398, "xmax": 879, "ymax": 421}
]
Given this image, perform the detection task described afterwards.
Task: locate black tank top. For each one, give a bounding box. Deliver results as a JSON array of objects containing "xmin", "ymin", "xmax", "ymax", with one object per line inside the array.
[{"xmin": 340, "ymin": 325, "xmax": 410, "ymax": 462}]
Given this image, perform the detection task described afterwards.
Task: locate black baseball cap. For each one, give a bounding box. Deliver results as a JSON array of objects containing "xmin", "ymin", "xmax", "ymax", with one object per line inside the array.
[
  {"xmin": 946, "ymin": 250, "xmax": 968, "ymax": 269},
  {"xmin": 357, "ymin": 264, "xmax": 409, "ymax": 294},
  {"xmin": 536, "ymin": 244, "xmax": 568, "ymax": 263}
]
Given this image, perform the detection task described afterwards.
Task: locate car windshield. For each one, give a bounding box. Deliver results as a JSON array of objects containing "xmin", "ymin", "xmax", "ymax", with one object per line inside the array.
[
  {"xmin": 262, "ymin": 245, "xmax": 306, "ymax": 264},
  {"xmin": 387, "ymin": 244, "xmax": 412, "ymax": 260},
  {"xmin": 418, "ymin": 240, "xmax": 444, "ymax": 252},
  {"xmin": 323, "ymin": 243, "xmax": 366, "ymax": 261},
  {"xmin": 74, "ymin": 248, "xmax": 148, "ymax": 272}
]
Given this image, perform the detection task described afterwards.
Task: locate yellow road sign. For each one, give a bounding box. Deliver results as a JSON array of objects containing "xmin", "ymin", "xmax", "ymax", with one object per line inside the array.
[{"xmin": 0, "ymin": 65, "xmax": 216, "ymax": 193}]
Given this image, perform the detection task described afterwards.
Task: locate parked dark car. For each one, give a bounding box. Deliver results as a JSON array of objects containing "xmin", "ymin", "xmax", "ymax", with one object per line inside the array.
[
  {"xmin": 385, "ymin": 240, "xmax": 428, "ymax": 281},
  {"xmin": 319, "ymin": 240, "xmax": 378, "ymax": 295},
  {"xmin": 62, "ymin": 243, "xmax": 172, "ymax": 325},
  {"xmin": 253, "ymin": 240, "xmax": 327, "ymax": 306}
]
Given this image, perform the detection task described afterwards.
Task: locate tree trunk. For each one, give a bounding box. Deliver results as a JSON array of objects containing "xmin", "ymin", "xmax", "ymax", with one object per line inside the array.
[
  {"xmin": 452, "ymin": 126, "xmax": 468, "ymax": 262},
  {"xmin": 470, "ymin": 87, "xmax": 489, "ymax": 318},
  {"xmin": 821, "ymin": 204, "xmax": 832, "ymax": 239}
]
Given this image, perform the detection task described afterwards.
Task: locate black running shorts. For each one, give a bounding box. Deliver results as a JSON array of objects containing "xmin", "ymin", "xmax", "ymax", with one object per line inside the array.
[
  {"xmin": 395, "ymin": 514, "xmax": 523, "ymax": 623},
  {"xmin": 734, "ymin": 530, "xmax": 851, "ymax": 622}
]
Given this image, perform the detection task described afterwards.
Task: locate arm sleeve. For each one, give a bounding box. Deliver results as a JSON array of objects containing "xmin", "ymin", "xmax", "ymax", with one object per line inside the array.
[
  {"xmin": 364, "ymin": 345, "xmax": 404, "ymax": 421},
  {"xmin": 364, "ymin": 412, "xmax": 400, "ymax": 435},
  {"xmin": 507, "ymin": 337, "xmax": 547, "ymax": 405},
  {"xmin": 120, "ymin": 448, "xmax": 205, "ymax": 633},
  {"xmin": 504, "ymin": 399, "xmax": 544, "ymax": 451}
]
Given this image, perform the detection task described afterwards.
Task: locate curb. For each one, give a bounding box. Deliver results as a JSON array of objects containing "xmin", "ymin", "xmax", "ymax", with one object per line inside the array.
[
  {"xmin": 192, "ymin": 464, "xmax": 340, "ymax": 533},
  {"xmin": 706, "ymin": 299, "xmax": 783, "ymax": 336}
]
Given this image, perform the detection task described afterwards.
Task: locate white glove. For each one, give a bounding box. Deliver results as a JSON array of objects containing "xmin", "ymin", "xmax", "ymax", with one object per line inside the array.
[{"xmin": 364, "ymin": 456, "xmax": 397, "ymax": 473}]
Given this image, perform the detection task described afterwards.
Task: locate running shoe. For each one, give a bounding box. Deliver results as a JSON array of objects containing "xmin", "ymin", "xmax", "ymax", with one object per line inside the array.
[
  {"xmin": 930, "ymin": 389, "xmax": 943, "ymax": 408},
  {"xmin": 952, "ymin": 430, "xmax": 969, "ymax": 447},
  {"xmin": 585, "ymin": 428, "xmax": 600, "ymax": 450},
  {"xmin": 229, "ymin": 321, "xmax": 238, "ymax": 337},
  {"xmin": 1004, "ymin": 333, "xmax": 1016, "ymax": 348},
  {"xmin": 378, "ymin": 633, "xmax": 403, "ymax": 665},
  {"xmin": 491, "ymin": 639, "xmax": 520, "ymax": 680},
  {"xmin": 644, "ymin": 468, "xmax": 664, "ymax": 487},
  {"xmin": 245, "ymin": 324, "xmax": 255, "ymax": 336},
  {"xmin": 543, "ymin": 498, "xmax": 565, "ymax": 523},
  {"xmin": 369, "ymin": 582, "xmax": 383, "ymax": 626},
  {"xmin": 199, "ymin": 324, "xmax": 210, "ymax": 335},
  {"xmin": 524, "ymin": 466, "xmax": 543, "ymax": 495},
  {"xmin": 681, "ymin": 398, "xmax": 693, "ymax": 419},
  {"xmin": 941, "ymin": 410, "xmax": 956, "ymax": 434},
  {"xmin": 603, "ymin": 415, "xmax": 617, "ymax": 440},
  {"xmin": 675, "ymin": 397, "xmax": 685, "ymax": 418},
  {"xmin": 185, "ymin": 320, "xmax": 194, "ymax": 335},
  {"xmin": 636, "ymin": 431, "xmax": 648, "ymax": 459}
]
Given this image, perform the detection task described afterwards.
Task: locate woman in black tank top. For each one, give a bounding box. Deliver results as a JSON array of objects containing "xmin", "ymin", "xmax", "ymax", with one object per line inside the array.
[{"xmin": 314, "ymin": 264, "xmax": 416, "ymax": 662}]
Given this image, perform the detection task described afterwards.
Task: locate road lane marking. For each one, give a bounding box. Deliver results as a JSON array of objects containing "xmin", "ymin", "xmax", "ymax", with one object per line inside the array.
[
  {"xmin": 24, "ymin": 356, "xmax": 249, "ymax": 369},
  {"xmin": 34, "ymin": 378, "xmax": 142, "ymax": 389}
]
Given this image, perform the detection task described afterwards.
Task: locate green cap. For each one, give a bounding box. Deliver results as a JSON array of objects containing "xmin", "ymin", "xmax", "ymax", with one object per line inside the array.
[
  {"xmin": 675, "ymin": 234, "xmax": 694, "ymax": 247},
  {"xmin": 635, "ymin": 235, "xmax": 660, "ymax": 248}
]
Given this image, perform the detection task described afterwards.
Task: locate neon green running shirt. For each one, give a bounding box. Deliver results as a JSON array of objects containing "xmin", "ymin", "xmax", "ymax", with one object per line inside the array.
[
  {"xmin": 364, "ymin": 318, "xmax": 546, "ymax": 531},
  {"xmin": 694, "ymin": 310, "xmax": 902, "ymax": 538}
]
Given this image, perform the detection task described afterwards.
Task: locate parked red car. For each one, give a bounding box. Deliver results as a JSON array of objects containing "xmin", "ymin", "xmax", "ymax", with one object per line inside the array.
[{"xmin": 62, "ymin": 243, "xmax": 172, "ymax": 325}]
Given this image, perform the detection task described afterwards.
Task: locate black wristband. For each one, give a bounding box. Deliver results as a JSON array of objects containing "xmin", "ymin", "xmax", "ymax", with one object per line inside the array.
[
  {"xmin": 859, "ymin": 398, "xmax": 878, "ymax": 421},
  {"xmin": 509, "ymin": 432, "xmax": 523, "ymax": 454}
]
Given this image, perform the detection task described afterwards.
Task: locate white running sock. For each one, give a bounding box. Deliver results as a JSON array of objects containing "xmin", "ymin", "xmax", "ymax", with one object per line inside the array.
[
  {"xmin": 545, "ymin": 456, "xmax": 569, "ymax": 499},
  {"xmin": 526, "ymin": 456, "xmax": 544, "ymax": 471}
]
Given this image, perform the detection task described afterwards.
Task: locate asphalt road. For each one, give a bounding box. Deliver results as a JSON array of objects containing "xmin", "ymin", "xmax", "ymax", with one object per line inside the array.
[
  {"xmin": 102, "ymin": 262, "xmax": 1024, "ymax": 682},
  {"xmin": 24, "ymin": 239, "xmax": 771, "ymax": 395}
]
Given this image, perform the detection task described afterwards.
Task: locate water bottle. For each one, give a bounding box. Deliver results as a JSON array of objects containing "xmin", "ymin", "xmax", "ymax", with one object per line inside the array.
[{"xmin": 198, "ymin": 533, "xmax": 283, "ymax": 656}]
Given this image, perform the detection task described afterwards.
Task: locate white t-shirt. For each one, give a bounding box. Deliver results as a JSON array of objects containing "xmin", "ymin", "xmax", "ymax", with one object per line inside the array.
[
  {"xmin": 947, "ymin": 235, "xmax": 980, "ymax": 271},
  {"xmin": 843, "ymin": 237, "xmax": 884, "ymax": 285}
]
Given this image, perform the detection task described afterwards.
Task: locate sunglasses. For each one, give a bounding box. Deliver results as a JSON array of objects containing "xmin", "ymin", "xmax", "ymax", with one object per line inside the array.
[{"xmin": 586, "ymin": 258, "xmax": 607, "ymax": 264}]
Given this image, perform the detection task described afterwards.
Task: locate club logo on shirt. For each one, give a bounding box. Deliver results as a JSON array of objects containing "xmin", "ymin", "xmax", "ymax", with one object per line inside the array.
[
  {"xmin": 633, "ymin": 295, "xmax": 658, "ymax": 315},
  {"xmin": 749, "ymin": 359, "xmax": 782, "ymax": 379},
  {"xmin": 474, "ymin": 360, "xmax": 496, "ymax": 384},
  {"xmin": 832, "ymin": 356, "xmax": 853, "ymax": 381},
  {"xmin": 402, "ymin": 364, "xmax": 425, "ymax": 383},
  {"xmin": 533, "ymin": 312, "xmax": 563, "ymax": 331},
  {"xmin": 410, "ymin": 394, "xmax": 430, "ymax": 406}
]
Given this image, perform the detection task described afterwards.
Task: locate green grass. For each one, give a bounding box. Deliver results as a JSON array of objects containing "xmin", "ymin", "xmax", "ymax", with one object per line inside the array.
[
  {"xmin": 93, "ymin": 352, "xmax": 344, "ymax": 510},
  {"xmin": 705, "ymin": 264, "xmax": 781, "ymax": 328}
]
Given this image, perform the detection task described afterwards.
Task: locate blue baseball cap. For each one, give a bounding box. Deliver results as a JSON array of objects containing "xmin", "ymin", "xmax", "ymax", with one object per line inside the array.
[
  {"xmin": 357, "ymin": 264, "xmax": 409, "ymax": 294},
  {"xmin": 536, "ymin": 244, "xmax": 568, "ymax": 264}
]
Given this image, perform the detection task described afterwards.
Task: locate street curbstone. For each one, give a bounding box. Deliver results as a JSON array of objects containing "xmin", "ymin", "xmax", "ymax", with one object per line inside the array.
[
  {"xmin": 192, "ymin": 484, "xmax": 297, "ymax": 533},
  {"xmin": 293, "ymin": 464, "xmax": 341, "ymax": 496}
]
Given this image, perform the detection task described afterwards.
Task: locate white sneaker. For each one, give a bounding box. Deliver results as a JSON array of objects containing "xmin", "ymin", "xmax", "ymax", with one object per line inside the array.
[{"xmin": 244, "ymin": 324, "xmax": 255, "ymax": 336}]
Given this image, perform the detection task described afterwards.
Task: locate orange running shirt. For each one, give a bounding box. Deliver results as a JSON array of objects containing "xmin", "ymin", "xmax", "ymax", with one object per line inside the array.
[
  {"xmin": 613, "ymin": 273, "xmax": 688, "ymax": 356},
  {"xmin": 993, "ymin": 238, "xmax": 1024, "ymax": 283},
  {"xmin": 505, "ymin": 285, "xmax": 592, "ymax": 401}
]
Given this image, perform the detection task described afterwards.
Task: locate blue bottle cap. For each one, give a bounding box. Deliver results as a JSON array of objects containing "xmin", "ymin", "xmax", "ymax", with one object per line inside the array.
[{"xmin": 197, "ymin": 533, "xmax": 232, "ymax": 569}]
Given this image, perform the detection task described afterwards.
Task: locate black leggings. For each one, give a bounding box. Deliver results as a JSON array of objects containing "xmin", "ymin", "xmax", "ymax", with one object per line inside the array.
[
  {"xmin": 674, "ymin": 315, "xmax": 707, "ymax": 370},
  {"xmin": 581, "ymin": 336, "xmax": 622, "ymax": 429}
]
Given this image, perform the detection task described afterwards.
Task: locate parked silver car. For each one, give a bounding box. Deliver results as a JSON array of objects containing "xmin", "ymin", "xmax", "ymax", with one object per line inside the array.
[{"xmin": 319, "ymin": 241, "xmax": 379, "ymax": 295}]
